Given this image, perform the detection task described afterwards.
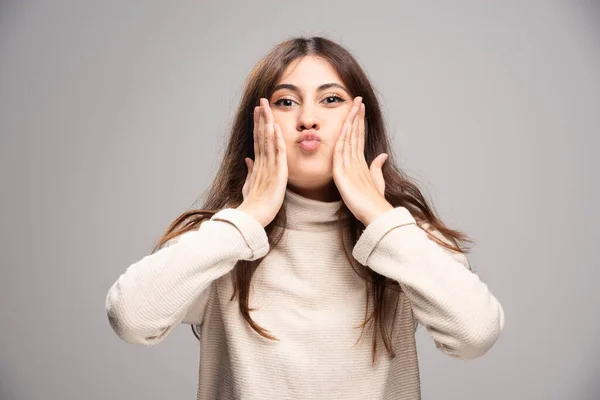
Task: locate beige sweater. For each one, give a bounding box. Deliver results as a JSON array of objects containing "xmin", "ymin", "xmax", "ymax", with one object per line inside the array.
[{"xmin": 106, "ymin": 188, "xmax": 505, "ymax": 400}]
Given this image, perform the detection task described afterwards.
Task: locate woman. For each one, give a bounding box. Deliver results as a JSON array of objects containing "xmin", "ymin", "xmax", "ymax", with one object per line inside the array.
[{"xmin": 105, "ymin": 36, "xmax": 505, "ymax": 400}]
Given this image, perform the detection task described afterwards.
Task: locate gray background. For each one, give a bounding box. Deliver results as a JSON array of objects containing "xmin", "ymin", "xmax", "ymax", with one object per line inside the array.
[{"xmin": 1, "ymin": 1, "xmax": 599, "ymax": 399}]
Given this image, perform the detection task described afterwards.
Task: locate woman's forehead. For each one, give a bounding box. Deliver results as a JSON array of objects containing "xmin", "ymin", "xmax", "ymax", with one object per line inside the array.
[{"xmin": 277, "ymin": 56, "xmax": 344, "ymax": 91}]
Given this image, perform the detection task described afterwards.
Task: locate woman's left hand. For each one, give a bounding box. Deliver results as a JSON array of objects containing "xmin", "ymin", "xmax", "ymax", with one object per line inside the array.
[{"xmin": 333, "ymin": 96, "xmax": 393, "ymax": 226}]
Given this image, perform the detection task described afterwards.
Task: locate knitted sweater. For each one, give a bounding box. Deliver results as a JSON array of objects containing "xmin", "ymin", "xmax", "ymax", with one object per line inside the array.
[{"xmin": 105, "ymin": 188, "xmax": 505, "ymax": 400}]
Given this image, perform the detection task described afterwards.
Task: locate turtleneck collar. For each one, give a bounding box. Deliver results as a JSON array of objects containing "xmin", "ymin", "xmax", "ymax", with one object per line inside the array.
[{"xmin": 276, "ymin": 188, "xmax": 350, "ymax": 231}]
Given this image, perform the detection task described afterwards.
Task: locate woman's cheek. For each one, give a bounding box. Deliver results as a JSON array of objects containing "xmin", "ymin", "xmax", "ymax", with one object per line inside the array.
[
  {"xmin": 330, "ymin": 121, "xmax": 345, "ymax": 142},
  {"xmin": 332, "ymin": 108, "xmax": 351, "ymax": 134},
  {"xmin": 272, "ymin": 114, "xmax": 290, "ymax": 140}
]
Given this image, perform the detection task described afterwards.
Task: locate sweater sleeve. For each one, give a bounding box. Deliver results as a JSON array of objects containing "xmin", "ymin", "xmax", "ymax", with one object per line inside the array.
[
  {"xmin": 105, "ymin": 207, "xmax": 269, "ymax": 346},
  {"xmin": 352, "ymin": 207, "xmax": 505, "ymax": 360}
]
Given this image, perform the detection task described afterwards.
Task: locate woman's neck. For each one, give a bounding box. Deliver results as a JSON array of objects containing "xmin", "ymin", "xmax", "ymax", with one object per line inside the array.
[{"xmin": 286, "ymin": 181, "xmax": 341, "ymax": 202}]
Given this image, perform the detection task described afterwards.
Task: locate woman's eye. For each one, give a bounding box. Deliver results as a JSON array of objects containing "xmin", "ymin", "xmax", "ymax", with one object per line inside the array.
[
  {"xmin": 273, "ymin": 98, "xmax": 296, "ymax": 107},
  {"xmin": 322, "ymin": 95, "xmax": 345, "ymax": 104},
  {"xmin": 272, "ymin": 95, "xmax": 345, "ymax": 108}
]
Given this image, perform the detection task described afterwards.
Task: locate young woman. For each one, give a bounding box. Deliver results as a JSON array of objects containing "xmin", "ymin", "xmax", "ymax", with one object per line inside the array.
[{"xmin": 105, "ymin": 36, "xmax": 505, "ymax": 400}]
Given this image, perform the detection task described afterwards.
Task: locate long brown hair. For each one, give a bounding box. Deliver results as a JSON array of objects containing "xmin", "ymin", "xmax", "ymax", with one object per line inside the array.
[{"xmin": 151, "ymin": 36, "xmax": 475, "ymax": 363}]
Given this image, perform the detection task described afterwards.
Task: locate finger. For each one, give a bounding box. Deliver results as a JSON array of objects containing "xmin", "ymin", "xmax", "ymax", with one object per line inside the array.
[
  {"xmin": 273, "ymin": 124, "xmax": 288, "ymax": 189},
  {"xmin": 273, "ymin": 123, "xmax": 286, "ymax": 165},
  {"xmin": 257, "ymin": 102, "xmax": 265, "ymax": 153},
  {"xmin": 350, "ymin": 101, "xmax": 360, "ymax": 161},
  {"xmin": 357, "ymin": 103, "xmax": 365, "ymax": 162},
  {"xmin": 257, "ymin": 99, "xmax": 266, "ymax": 171},
  {"xmin": 334, "ymin": 121, "xmax": 347, "ymax": 170},
  {"xmin": 339, "ymin": 120, "xmax": 350, "ymax": 169},
  {"xmin": 253, "ymin": 106, "xmax": 260, "ymax": 163},
  {"xmin": 346, "ymin": 102, "xmax": 360, "ymax": 167},
  {"xmin": 340, "ymin": 103, "xmax": 355, "ymax": 167},
  {"xmin": 263, "ymin": 99, "xmax": 275, "ymax": 167}
]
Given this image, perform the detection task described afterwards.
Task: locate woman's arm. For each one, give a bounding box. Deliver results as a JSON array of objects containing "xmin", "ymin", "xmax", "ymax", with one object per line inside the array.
[
  {"xmin": 105, "ymin": 208, "xmax": 269, "ymax": 346},
  {"xmin": 352, "ymin": 207, "xmax": 505, "ymax": 360}
]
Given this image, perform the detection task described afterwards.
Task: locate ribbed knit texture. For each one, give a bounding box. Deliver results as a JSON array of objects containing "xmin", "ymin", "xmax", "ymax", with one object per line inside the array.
[{"xmin": 106, "ymin": 188, "xmax": 505, "ymax": 399}]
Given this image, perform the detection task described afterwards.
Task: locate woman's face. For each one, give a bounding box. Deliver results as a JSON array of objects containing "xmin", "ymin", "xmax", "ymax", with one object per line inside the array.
[{"xmin": 268, "ymin": 56, "xmax": 354, "ymax": 195}]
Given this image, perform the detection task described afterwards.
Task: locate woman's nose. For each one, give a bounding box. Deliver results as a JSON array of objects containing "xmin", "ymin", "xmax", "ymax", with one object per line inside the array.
[{"xmin": 297, "ymin": 105, "xmax": 320, "ymax": 131}]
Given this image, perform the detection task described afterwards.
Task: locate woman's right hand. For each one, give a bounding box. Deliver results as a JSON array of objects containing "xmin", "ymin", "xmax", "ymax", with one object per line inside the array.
[{"xmin": 238, "ymin": 98, "xmax": 288, "ymax": 228}]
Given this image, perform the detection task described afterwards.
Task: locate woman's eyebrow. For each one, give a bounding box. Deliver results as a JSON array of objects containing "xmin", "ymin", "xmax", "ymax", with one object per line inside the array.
[{"xmin": 272, "ymin": 83, "xmax": 349, "ymax": 95}]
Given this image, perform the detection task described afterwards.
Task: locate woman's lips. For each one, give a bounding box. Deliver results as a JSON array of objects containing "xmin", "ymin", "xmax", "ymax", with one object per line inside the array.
[{"xmin": 298, "ymin": 140, "xmax": 320, "ymax": 151}]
